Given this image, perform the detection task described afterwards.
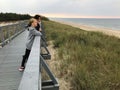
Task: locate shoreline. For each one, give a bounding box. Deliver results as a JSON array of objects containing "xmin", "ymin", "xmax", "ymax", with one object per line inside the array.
[{"xmin": 52, "ymin": 20, "xmax": 120, "ymax": 38}]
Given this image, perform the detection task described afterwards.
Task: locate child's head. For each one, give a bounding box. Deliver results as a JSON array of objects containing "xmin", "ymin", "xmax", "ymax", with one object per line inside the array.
[
  {"xmin": 34, "ymin": 15, "xmax": 41, "ymax": 22},
  {"xmin": 28, "ymin": 18, "xmax": 38, "ymax": 27}
]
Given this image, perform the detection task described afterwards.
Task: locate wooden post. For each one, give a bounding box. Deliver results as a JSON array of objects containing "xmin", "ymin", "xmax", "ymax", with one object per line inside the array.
[{"xmin": 0, "ymin": 26, "xmax": 5, "ymax": 47}]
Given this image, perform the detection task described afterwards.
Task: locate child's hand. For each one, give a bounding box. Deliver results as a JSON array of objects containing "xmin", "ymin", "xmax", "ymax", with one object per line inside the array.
[{"xmin": 39, "ymin": 28, "xmax": 42, "ymax": 31}]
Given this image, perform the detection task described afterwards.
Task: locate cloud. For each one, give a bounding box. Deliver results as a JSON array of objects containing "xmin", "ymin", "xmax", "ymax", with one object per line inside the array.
[{"xmin": 0, "ymin": 0, "xmax": 120, "ymax": 18}]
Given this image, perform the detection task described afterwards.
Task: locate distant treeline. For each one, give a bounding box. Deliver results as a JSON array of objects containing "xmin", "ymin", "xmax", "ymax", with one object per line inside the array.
[
  {"xmin": 0, "ymin": 13, "xmax": 49, "ymax": 21},
  {"xmin": 0, "ymin": 13, "xmax": 31, "ymax": 21},
  {"xmin": 41, "ymin": 16, "xmax": 49, "ymax": 21}
]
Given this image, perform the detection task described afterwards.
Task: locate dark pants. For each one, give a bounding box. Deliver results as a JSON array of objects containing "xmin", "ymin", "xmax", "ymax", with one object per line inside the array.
[{"xmin": 21, "ymin": 49, "xmax": 31, "ymax": 67}]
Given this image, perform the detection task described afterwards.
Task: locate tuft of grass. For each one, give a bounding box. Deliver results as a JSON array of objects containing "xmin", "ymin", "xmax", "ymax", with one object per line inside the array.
[{"xmin": 44, "ymin": 20, "xmax": 120, "ymax": 90}]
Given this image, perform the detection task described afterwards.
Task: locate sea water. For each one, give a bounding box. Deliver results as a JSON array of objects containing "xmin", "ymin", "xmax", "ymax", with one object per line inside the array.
[{"xmin": 50, "ymin": 18, "xmax": 120, "ymax": 30}]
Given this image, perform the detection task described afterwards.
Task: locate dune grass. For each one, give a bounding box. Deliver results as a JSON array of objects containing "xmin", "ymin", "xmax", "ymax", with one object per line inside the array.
[
  {"xmin": 0, "ymin": 21, "xmax": 28, "ymax": 44},
  {"xmin": 43, "ymin": 20, "xmax": 120, "ymax": 90}
]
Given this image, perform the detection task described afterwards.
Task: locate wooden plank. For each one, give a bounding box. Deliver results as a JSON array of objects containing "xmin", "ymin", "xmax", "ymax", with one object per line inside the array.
[
  {"xmin": 0, "ymin": 30, "xmax": 28, "ymax": 90},
  {"xmin": 18, "ymin": 36, "xmax": 41, "ymax": 90}
]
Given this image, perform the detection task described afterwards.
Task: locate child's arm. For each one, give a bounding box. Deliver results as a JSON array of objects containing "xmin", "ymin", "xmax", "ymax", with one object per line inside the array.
[{"xmin": 31, "ymin": 29, "xmax": 42, "ymax": 36}]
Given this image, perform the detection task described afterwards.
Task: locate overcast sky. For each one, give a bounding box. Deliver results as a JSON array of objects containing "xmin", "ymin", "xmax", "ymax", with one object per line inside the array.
[{"xmin": 0, "ymin": 0, "xmax": 119, "ymax": 18}]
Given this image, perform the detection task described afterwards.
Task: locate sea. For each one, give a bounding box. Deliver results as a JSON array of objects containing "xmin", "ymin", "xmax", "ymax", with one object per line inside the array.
[{"xmin": 50, "ymin": 18, "xmax": 120, "ymax": 30}]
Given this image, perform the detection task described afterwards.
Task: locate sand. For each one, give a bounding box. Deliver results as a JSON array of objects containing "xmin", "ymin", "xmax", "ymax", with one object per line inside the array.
[
  {"xmin": 0, "ymin": 21, "xmax": 20, "ymax": 26},
  {"xmin": 53, "ymin": 20, "xmax": 120, "ymax": 38}
]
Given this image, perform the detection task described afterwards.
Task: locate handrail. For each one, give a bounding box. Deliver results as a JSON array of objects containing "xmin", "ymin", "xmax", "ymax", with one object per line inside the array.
[
  {"xmin": 18, "ymin": 36, "xmax": 41, "ymax": 90},
  {"xmin": 18, "ymin": 24, "xmax": 59, "ymax": 90},
  {"xmin": 0, "ymin": 20, "xmax": 28, "ymax": 47}
]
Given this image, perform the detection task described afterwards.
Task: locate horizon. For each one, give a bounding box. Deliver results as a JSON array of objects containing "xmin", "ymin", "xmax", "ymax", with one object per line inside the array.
[
  {"xmin": 31, "ymin": 13, "xmax": 120, "ymax": 19},
  {"xmin": 36, "ymin": 15, "xmax": 120, "ymax": 19},
  {"xmin": 48, "ymin": 17, "xmax": 120, "ymax": 19},
  {"xmin": 29, "ymin": 12, "xmax": 120, "ymax": 19},
  {"xmin": 0, "ymin": 12, "xmax": 120, "ymax": 19}
]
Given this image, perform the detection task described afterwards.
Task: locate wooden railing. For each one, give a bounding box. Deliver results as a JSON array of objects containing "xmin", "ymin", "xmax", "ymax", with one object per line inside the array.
[
  {"xmin": 18, "ymin": 36, "xmax": 41, "ymax": 90},
  {"xmin": 0, "ymin": 20, "xmax": 28, "ymax": 47},
  {"xmin": 18, "ymin": 33, "xmax": 59, "ymax": 90}
]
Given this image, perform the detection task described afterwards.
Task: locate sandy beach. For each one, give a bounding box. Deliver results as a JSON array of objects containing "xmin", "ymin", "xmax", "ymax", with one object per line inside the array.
[{"xmin": 53, "ymin": 20, "xmax": 120, "ymax": 38}]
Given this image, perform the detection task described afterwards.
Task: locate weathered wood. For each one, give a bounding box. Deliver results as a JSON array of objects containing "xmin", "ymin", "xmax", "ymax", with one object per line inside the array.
[
  {"xmin": 0, "ymin": 24, "xmax": 59, "ymax": 90},
  {"xmin": 0, "ymin": 21, "xmax": 28, "ymax": 47},
  {"xmin": 41, "ymin": 56, "xmax": 58, "ymax": 85},
  {"xmin": 41, "ymin": 38, "xmax": 51, "ymax": 60},
  {"xmin": 0, "ymin": 30, "xmax": 28, "ymax": 90},
  {"xmin": 18, "ymin": 36, "xmax": 41, "ymax": 90},
  {"xmin": 42, "ymin": 80, "xmax": 59, "ymax": 90}
]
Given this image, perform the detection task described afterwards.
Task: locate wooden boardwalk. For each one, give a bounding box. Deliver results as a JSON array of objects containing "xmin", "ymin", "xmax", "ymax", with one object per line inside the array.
[{"xmin": 0, "ymin": 30, "xmax": 28, "ymax": 90}]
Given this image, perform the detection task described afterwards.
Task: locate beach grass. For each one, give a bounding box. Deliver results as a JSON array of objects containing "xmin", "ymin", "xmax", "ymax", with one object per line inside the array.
[
  {"xmin": 0, "ymin": 21, "xmax": 28, "ymax": 45},
  {"xmin": 43, "ymin": 20, "xmax": 120, "ymax": 90},
  {"xmin": 0, "ymin": 26, "xmax": 18, "ymax": 44}
]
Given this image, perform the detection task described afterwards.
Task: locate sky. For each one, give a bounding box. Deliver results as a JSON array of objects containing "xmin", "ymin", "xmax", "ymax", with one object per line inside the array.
[{"xmin": 0, "ymin": 0, "xmax": 120, "ymax": 18}]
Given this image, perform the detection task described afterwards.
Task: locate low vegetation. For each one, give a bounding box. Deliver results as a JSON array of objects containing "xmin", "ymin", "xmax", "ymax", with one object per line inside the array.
[
  {"xmin": 0, "ymin": 13, "xmax": 49, "ymax": 22},
  {"xmin": 44, "ymin": 20, "xmax": 120, "ymax": 90},
  {"xmin": 0, "ymin": 13, "xmax": 31, "ymax": 21}
]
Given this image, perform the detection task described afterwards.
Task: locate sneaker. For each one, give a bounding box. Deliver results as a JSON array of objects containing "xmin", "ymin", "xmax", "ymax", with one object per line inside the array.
[{"xmin": 19, "ymin": 67, "xmax": 25, "ymax": 72}]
